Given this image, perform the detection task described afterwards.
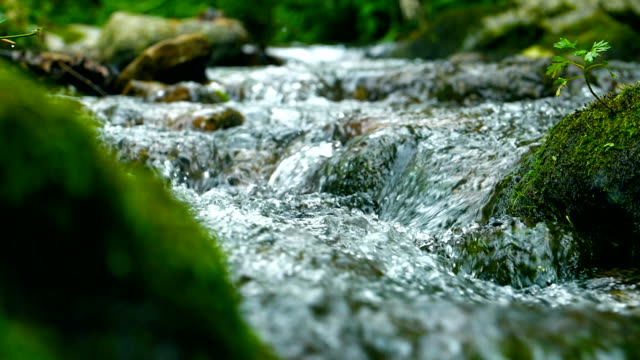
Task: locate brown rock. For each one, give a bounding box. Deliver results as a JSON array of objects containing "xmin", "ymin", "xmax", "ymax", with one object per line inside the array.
[
  {"xmin": 98, "ymin": 11, "xmax": 249, "ymax": 69},
  {"xmin": 169, "ymin": 107, "xmax": 244, "ymax": 132},
  {"xmin": 122, "ymin": 80, "xmax": 230, "ymax": 104},
  {"xmin": 116, "ymin": 33, "xmax": 212, "ymax": 92}
]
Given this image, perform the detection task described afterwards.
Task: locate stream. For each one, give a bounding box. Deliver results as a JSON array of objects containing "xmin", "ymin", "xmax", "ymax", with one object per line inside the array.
[{"xmin": 81, "ymin": 46, "xmax": 640, "ymax": 359}]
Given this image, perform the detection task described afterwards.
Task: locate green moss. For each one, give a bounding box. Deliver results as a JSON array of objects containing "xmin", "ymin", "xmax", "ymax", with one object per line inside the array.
[
  {"xmin": 497, "ymin": 83, "xmax": 640, "ymax": 267},
  {"xmin": 47, "ymin": 25, "xmax": 86, "ymax": 44},
  {"xmin": 0, "ymin": 63, "xmax": 275, "ymax": 359},
  {"xmin": 0, "ymin": 317, "xmax": 57, "ymax": 360},
  {"xmin": 213, "ymin": 89, "xmax": 230, "ymax": 103}
]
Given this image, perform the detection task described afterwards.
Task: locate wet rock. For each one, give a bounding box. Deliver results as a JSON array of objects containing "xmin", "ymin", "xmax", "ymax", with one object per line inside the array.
[
  {"xmin": 94, "ymin": 113, "xmax": 292, "ymax": 192},
  {"xmin": 331, "ymin": 114, "xmax": 393, "ymax": 142},
  {"xmin": 433, "ymin": 217, "xmax": 580, "ymax": 288},
  {"xmin": 44, "ymin": 24, "xmax": 102, "ymax": 58},
  {"xmin": 433, "ymin": 56, "xmax": 558, "ymax": 103},
  {"xmin": 320, "ymin": 126, "xmax": 422, "ymax": 207},
  {"xmin": 115, "ymin": 33, "xmax": 212, "ymax": 92},
  {"xmin": 84, "ymin": 96, "xmax": 244, "ymax": 132},
  {"xmin": 0, "ymin": 63, "xmax": 274, "ymax": 359},
  {"xmin": 123, "ymin": 80, "xmax": 229, "ymax": 103},
  {"xmin": 489, "ymin": 83, "xmax": 640, "ymax": 268},
  {"xmin": 331, "ymin": 55, "xmax": 566, "ymax": 104},
  {"xmin": 101, "ymin": 126, "xmax": 225, "ymax": 192},
  {"xmin": 169, "ymin": 107, "xmax": 245, "ymax": 131},
  {"xmin": 319, "ymin": 60, "xmax": 444, "ymax": 103},
  {"xmin": 210, "ymin": 44, "xmax": 285, "ymax": 67},
  {"xmin": 98, "ymin": 11, "xmax": 249, "ymax": 69}
]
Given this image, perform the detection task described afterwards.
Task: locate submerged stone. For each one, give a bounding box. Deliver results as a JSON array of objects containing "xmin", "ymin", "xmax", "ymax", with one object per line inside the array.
[
  {"xmin": 320, "ymin": 126, "xmax": 421, "ymax": 210},
  {"xmin": 0, "ymin": 64, "xmax": 274, "ymax": 359},
  {"xmin": 435, "ymin": 217, "xmax": 581, "ymax": 288},
  {"xmin": 84, "ymin": 96, "xmax": 243, "ymax": 131},
  {"xmin": 123, "ymin": 80, "xmax": 230, "ymax": 104},
  {"xmin": 490, "ymin": 83, "xmax": 640, "ymax": 268},
  {"xmin": 433, "ymin": 56, "xmax": 558, "ymax": 103},
  {"xmin": 170, "ymin": 107, "xmax": 245, "ymax": 131}
]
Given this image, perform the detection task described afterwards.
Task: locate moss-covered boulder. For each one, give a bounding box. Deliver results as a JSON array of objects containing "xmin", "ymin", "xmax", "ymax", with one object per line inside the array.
[
  {"xmin": 115, "ymin": 33, "xmax": 213, "ymax": 92},
  {"xmin": 387, "ymin": 6, "xmax": 496, "ymax": 60},
  {"xmin": 97, "ymin": 11, "xmax": 248, "ymax": 70},
  {"xmin": 0, "ymin": 64, "xmax": 274, "ymax": 359},
  {"xmin": 490, "ymin": 83, "xmax": 640, "ymax": 268},
  {"xmin": 466, "ymin": 0, "xmax": 640, "ymax": 61},
  {"xmin": 387, "ymin": 0, "xmax": 640, "ymax": 61},
  {"xmin": 44, "ymin": 24, "xmax": 102, "ymax": 58}
]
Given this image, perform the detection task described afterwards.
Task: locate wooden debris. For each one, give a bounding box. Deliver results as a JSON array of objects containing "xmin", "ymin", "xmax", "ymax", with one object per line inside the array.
[{"xmin": 0, "ymin": 50, "xmax": 117, "ymax": 96}]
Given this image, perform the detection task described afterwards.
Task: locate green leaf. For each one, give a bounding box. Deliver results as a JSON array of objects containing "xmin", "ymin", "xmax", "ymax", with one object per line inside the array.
[
  {"xmin": 552, "ymin": 56, "xmax": 567, "ymax": 63},
  {"xmin": 592, "ymin": 40, "xmax": 611, "ymax": 53},
  {"xmin": 554, "ymin": 78, "xmax": 568, "ymax": 97},
  {"xmin": 554, "ymin": 38, "xmax": 577, "ymax": 50},
  {"xmin": 585, "ymin": 40, "xmax": 611, "ymax": 63},
  {"xmin": 546, "ymin": 61, "xmax": 567, "ymax": 78},
  {"xmin": 574, "ymin": 50, "xmax": 587, "ymax": 56},
  {"xmin": 584, "ymin": 50, "xmax": 598, "ymax": 63}
]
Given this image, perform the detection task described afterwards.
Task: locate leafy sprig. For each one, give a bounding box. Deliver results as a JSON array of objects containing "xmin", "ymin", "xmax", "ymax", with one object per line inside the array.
[
  {"xmin": 546, "ymin": 38, "xmax": 616, "ymax": 110},
  {"xmin": 0, "ymin": 17, "xmax": 41, "ymax": 46}
]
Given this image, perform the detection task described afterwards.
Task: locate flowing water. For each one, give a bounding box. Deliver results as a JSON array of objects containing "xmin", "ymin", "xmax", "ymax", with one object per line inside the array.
[{"xmin": 81, "ymin": 46, "xmax": 640, "ymax": 359}]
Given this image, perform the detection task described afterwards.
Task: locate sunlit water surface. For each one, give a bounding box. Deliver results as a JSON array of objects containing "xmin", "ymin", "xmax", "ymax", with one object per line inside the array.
[{"xmin": 82, "ymin": 46, "xmax": 640, "ymax": 359}]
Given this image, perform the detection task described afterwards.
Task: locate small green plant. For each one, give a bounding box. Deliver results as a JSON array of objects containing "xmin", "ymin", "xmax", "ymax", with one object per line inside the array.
[
  {"xmin": 546, "ymin": 38, "xmax": 617, "ymax": 110},
  {"xmin": 0, "ymin": 17, "xmax": 40, "ymax": 47}
]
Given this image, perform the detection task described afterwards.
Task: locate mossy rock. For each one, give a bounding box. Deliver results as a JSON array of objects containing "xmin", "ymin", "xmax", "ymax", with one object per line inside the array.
[
  {"xmin": 115, "ymin": 33, "xmax": 213, "ymax": 92},
  {"xmin": 321, "ymin": 128, "xmax": 416, "ymax": 195},
  {"xmin": 388, "ymin": 6, "xmax": 497, "ymax": 59},
  {"xmin": 490, "ymin": 83, "xmax": 640, "ymax": 268},
  {"xmin": 320, "ymin": 126, "xmax": 420, "ymax": 204},
  {"xmin": 97, "ymin": 12, "xmax": 248, "ymax": 70},
  {"xmin": 539, "ymin": 9, "xmax": 640, "ymax": 62},
  {"xmin": 469, "ymin": 0, "xmax": 640, "ymax": 61},
  {"xmin": 0, "ymin": 63, "xmax": 274, "ymax": 359},
  {"xmin": 440, "ymin": 218, "xmax": 581, "ymax": 288}
]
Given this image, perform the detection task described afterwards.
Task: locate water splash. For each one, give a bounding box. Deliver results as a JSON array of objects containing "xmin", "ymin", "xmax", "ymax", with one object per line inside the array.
[{"xmin": 84, "ymin": 47, "xmax": 640, "ymax": 359}]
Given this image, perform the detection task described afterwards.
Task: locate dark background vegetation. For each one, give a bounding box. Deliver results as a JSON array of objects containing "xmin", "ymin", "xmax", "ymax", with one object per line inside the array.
[{"xmin": 2, "ymin": 0, "xmax": 509, "ymax": 45}]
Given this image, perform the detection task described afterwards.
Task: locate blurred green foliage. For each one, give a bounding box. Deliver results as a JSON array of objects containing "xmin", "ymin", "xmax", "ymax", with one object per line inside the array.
[
  {"xmin": 1, "ymin": 0, "xmax": 510, "ymax": 45},
  {"xmin": 0, "ymin": 62, "xmax": 276, "ymax": 359}
]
